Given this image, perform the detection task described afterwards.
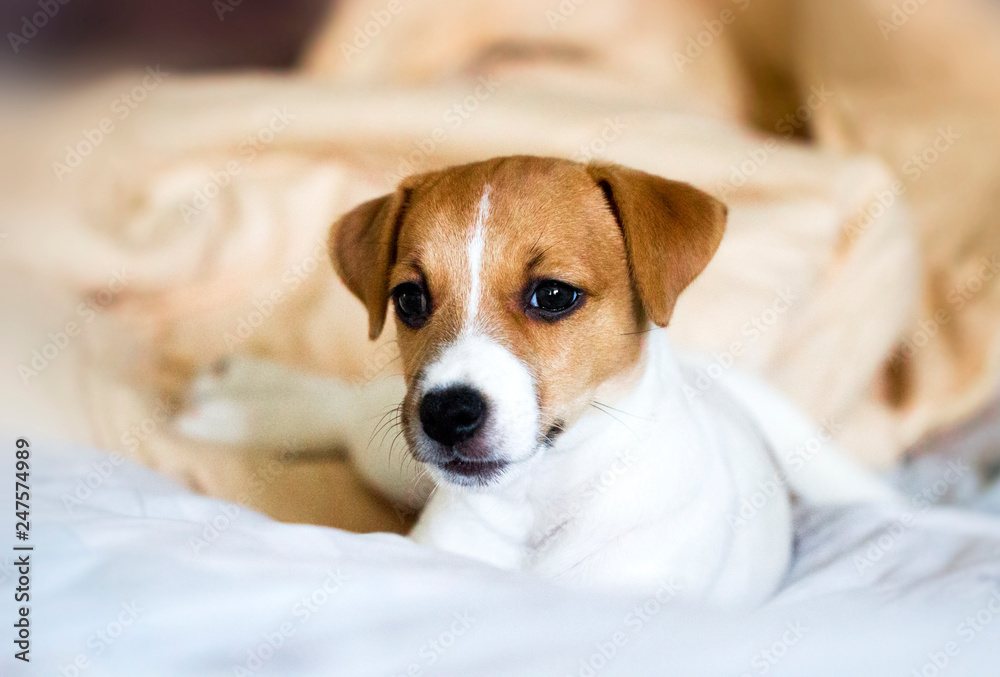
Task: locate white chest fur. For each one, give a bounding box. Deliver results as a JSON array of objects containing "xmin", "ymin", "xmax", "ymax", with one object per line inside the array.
[{"xmin": 410, "ymin": 332, "xmax": 794, "ymax": 607}]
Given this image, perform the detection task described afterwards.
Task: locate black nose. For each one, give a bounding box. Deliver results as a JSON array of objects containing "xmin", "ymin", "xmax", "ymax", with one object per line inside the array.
[{"xmin": 419, "ymin": 386, "xmax": 487, "ymax": 446}]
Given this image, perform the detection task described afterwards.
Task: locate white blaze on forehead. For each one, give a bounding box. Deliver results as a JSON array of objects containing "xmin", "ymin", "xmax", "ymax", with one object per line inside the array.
[
  {"xmin": 417, "ymin": 185, "xmax": 541, "ymax": 471},
  {"xmin": 465, "ymin": 184, "xmax": 492, "ymax": 330}
]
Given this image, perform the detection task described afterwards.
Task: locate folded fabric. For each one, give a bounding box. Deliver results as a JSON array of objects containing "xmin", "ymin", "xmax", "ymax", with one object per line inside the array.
[{"xmin": 8, "ymin": 436, "xmax": 999, "ymax": 676}]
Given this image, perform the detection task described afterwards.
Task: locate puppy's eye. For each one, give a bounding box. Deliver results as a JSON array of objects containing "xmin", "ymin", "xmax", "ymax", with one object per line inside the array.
[
  {"xmin": 528, "ymin": 280, "xmax": 582, "ymax": 318},
  {"xmin": 392, "ymin": 282, "xmax": 430, "ymax": 328}
]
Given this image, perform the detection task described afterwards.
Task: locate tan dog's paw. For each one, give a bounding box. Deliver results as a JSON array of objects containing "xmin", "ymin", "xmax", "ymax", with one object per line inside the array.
[
  {"xmin": 173, "ymin": 355, "xmax": 271, "ymax": 445},
  {"xmin": 173, "ymin": 355, "xmax": 346, "ymax": 448}
]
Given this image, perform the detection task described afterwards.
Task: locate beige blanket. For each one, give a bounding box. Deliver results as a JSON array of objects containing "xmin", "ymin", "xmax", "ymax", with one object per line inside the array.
[
  {"xmin": 1, "ymin": 0, "xmax": 996, "ymax": 530},
  {"xmin": 710, "ymin": 0, "xmax": 1000, "ymax": 446}
]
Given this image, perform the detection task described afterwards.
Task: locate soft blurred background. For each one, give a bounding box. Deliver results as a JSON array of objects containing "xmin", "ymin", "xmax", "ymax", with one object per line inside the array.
[
  {"xmin": 0, "ymin": 0, "xmax": 329, "ymax": 73},
  {"xmin": 1, "ymin": 0, "xmax": 999, "ymax": 530}
]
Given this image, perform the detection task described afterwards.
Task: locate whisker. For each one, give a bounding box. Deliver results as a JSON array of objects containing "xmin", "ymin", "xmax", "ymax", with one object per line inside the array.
[
  {"xmin": 384, "ymin": 417, "xmax": 404, "ymax": 474},
  {"xmin": 366, "ymin": 401, "xmax": 403, "ymax": 428},
  {"xmin": 389, "ymin": 428, "xmax": 409, "ymax": 474},
  {"xmin": 401, "ymin": 460, "xmax": 426, "ymax": 491},
  {"xmin": 590, "ymin": 402, "xmax": 635, "ymax": 436},
  {"xmin": 367, "ymin": 354, "xmax": 402, "ymax": 381},
  {"xmin": 377, "ymin": 407, "xmax": 402, "ymax": 451},
  {"xmin": 592, "ymin": 400, "xmax": 654, "ymax": 422},
  {"xmin": 369, "ymin": 407, "xmax": 403, "ymax": 452},
  {"xmin": 367, "ymin": 407, "xmax": 400, "ymax": 449},
  {"xmin": 367, "ymin": 400, "xmax": 403, "ymax": 420}
]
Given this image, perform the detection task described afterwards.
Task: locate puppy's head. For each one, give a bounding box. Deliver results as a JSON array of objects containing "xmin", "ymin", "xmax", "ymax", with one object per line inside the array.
[{"xmin": 331, "ymin": 156, "xmax": 726, "ymax": 489}]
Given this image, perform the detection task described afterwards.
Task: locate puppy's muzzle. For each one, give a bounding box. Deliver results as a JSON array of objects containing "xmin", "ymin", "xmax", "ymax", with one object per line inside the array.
[
  {"xmin": 417, "ymin": 384, "xmax": 510, "ymax": 482},
  {"xmin": 419, "ymin": 385, "xmax": 487, "ymax": 447}
]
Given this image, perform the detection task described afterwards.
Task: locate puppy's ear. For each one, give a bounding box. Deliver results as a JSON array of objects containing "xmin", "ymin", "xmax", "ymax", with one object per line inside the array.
[
  {"xmin": 586, "ymin": 163, "xmax": 727, "ymax": 327},
  {"xmin": 329, "ymin": 186, "xmax": 411, "ymax": 340}
]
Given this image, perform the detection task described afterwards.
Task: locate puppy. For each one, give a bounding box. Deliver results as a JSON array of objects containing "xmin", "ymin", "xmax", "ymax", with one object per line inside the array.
[
  {"xmin": 328, "ymin": 156, "xmax": 894, "ymax": 606},
  {"xmin": 179, "ymin": 156, "xmax": 894, "ymax": 607}
]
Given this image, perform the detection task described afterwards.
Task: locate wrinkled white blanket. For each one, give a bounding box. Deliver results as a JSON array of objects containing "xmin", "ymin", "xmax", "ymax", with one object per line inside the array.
[{"xmin": 5, "ymin": 438, "xmax": 999, "ymax": 677}]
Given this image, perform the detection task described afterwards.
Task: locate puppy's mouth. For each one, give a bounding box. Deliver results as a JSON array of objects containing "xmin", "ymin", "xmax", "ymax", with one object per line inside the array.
[
  {"xmin": 437, "ymin": 456, "xmax": 509, "ymax": 484},
  {"xmin": 408, "ymin": 418, "xmax": 565, "ymax": 489}
]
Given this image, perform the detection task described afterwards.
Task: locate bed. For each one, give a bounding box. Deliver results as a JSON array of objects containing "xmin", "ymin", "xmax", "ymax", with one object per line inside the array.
[{"xmin": 4, "ymin": 437, "xmax": 998, "ymax": 676}]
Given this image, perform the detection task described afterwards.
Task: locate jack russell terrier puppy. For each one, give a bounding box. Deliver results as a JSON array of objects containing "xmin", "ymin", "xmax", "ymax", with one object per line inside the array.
[{"xmin": 178, "ymin": 156, "xmax": 895, "ymax": 607}]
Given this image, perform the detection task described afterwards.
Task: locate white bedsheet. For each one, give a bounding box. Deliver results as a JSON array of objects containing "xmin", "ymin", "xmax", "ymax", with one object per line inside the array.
[{"xmin": 2, "ymin": 437, "xmax": 999, "ymax": 677}]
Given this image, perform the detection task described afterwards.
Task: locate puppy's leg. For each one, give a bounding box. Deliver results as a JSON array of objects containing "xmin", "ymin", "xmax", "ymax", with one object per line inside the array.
[{"xmin": 174, "ymin": 356, "xmax": 431, "ymax": 509}]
